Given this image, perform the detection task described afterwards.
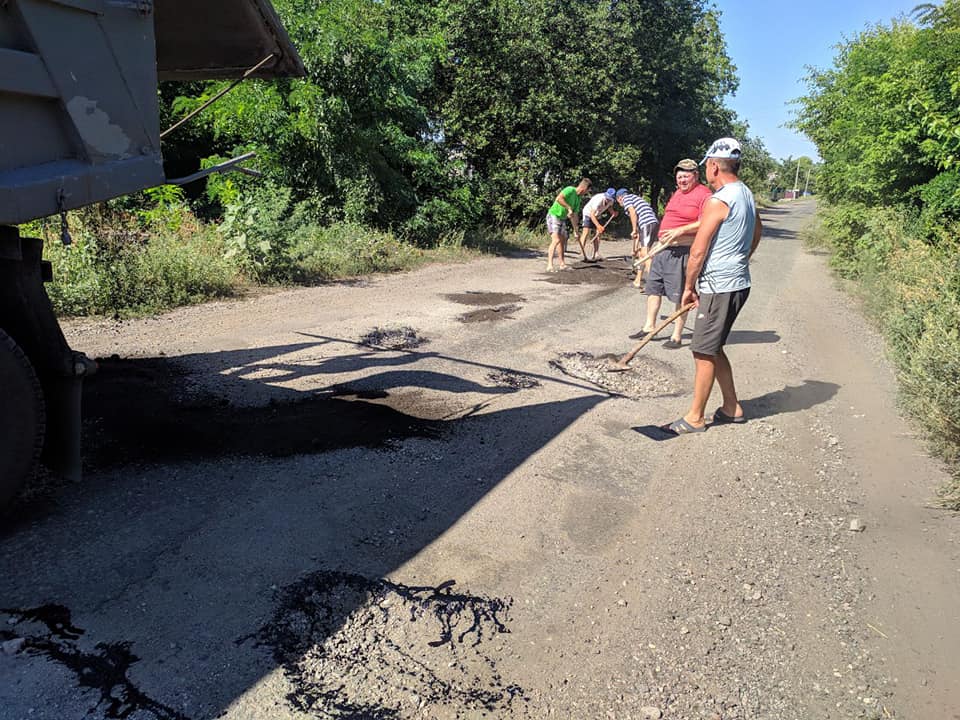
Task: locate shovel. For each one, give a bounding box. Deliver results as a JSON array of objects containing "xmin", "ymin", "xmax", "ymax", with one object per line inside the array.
[
  {"xmin": 606, "ymin": 301, "xmax": 697, "ymax": 372},
  {"xmin": 632, "ymin": 238, "xmax": 674, "ymax": 268}
]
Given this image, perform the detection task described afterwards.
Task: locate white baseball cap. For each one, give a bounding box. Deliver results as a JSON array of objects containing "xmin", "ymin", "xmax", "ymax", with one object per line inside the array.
[{"xmin": 700, "ymin": 137, "xmax": 742, "ymax": 165}]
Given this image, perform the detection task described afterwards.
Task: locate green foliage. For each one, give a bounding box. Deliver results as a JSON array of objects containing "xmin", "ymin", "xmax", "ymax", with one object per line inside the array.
[
  {"xmin": 286, "ymin": 222, "xmax": 422, "ymax": 281},
  {"xmin": 44, "ymin": 225, "xmax": 238, "ymax": 317},
  {"xmin": 917, "ymin": 169, "xmax": 960, "ymax": 239},
  {"xmin": 794, "ymin": 13, "xmax": 960, "ymax": 205},
  {"xmin": 221, "ymin": 183, "xmax": 296, "ymax": 282},
  {"xmin": 157, "ymin": 0, "xmax": 755, "ymax": 236}
]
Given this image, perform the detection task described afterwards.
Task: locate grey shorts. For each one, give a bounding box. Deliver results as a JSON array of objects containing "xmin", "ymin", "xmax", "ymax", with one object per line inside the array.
[
  {"xmin": 690, "ymin": 288, "xmax": 750, "ymax": 356},
  {"xmin": 645, "ymin": 247, "xmax": 688, "ymax": 302},
  {"xmin": 636, "ymin": 222, "xmax": 658, "ymax": 249},
  {"xmin": 546, "ymin": 214, "xmax": 569, "ymax": 238}
]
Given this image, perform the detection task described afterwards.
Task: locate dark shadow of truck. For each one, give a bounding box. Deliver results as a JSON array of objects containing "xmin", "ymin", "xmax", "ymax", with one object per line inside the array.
[{"xmin": 0, "ymin": 0, "xmax": 305, "ymax": 505}]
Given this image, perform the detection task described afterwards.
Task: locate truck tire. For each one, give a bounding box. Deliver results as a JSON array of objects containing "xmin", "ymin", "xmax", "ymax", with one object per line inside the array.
[{"xmin": 0, "ymin": 328, "xmax": 45, "ymax": 507}]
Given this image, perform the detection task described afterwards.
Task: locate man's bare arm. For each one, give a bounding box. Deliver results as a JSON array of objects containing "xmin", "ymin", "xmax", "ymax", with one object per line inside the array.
[
  {"xmin": 660, "ymin": 221, "xmax": 701, "ymax": 247},
  {"xmin": 748, "ymin": 209, "xmax": 762, "ymax": 259}
]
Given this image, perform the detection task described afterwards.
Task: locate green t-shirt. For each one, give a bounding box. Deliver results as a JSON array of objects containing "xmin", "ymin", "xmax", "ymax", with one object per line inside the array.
[{"xmin": 548, "ymin": 186, "xmax": 582, "ymax": 219}]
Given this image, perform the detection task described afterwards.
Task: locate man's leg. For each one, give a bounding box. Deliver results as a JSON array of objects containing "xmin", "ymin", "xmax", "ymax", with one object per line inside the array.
[
  {"xmin": 670, "ymin": 303, "xmax": 688, "ymax": 343},
  {"xmin": 683, "ymin": 351, "xmax": 716, "ymax": 428},
  {"xmin": 713, "ymin": 348, "xmax": 743, "ymax": 419},
  {"xmin": 644, "ymin": 294, "xmax": 662, "ymax": 333},
  {"xmin": 593, "ymin": 234, "xmax": 604, "ymax": 261},
  {"xmin": 546, "ymin": 231, "xmax": 562, "ymax": 270}
]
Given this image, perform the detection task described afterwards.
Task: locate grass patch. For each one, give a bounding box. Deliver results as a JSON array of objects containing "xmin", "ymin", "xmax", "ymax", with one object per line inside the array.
[{"xmin": 25, "ymin": 201, "xmax": 546, "ymax": 318}]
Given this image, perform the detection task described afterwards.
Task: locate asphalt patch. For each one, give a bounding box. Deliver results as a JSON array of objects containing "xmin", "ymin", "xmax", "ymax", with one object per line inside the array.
[
  {"xmin": 458, "ymin": 304, "xmax": 521, "ymax": 323},
  {"xmin": 258, "ymin": 571, "xmax": 527, "ymax": 718},
  {"xmin": 444, "ymin": 291, "xmax": 526, "ymax": 306},
  {"xmin": 358, "ymin": 326, "xmax": 428, "ymax": 350},
  {"xmin": 549, "ymin": 351, "xmax": 684, "ymax": 399},
  {"xmin": 81, "ymin": 357, "xmax": 443, "ymax": 469},
  {"xmin": 1, "ymin": 605, "xmax": 188, "ymax": 720},
  {"xmin": 540, "ymin": 259, "xmax": 634, "ymax": 286},
  {"xmin": 486, "ymin": 370, "xmax": 541, "ymax": 390}
]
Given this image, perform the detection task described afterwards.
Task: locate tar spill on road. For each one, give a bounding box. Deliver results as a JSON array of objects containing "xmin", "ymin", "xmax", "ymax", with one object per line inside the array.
[
  {"xmin": 550, "ymin": 351, "xmax": 684, "ymax": 399},
  {"xmin": 458, "ymin": 304, "xmax": 522, "ymax": 323},
  {"xmin": 81, "ymin": 357, "xmax": 443, "ymax": 468},
  {"xmin": 359, "ymin": 326, "xmax": 429, "ymax": 351},
  {"xmin": 443, "ymin": 291, "xmax": 526, "ymax": 306},
  {"xmin": 258, "ymin": 571, "xmax": 527, "ymax": 719},
  {"xmin": 1, "ymin": 605, "xmax": 189, "ymax": 720},
  {"xmin": 486, "ymin": 370, "xmax": 541, "ymax": 390}
]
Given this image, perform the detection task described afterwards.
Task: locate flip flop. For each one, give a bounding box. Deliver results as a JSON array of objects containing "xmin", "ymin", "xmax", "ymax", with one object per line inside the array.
[
  {"xmin": 629, "ymin": 328, "xmax": 657, "ymax": 340},
  {"xmin": 663, "ymin": 339, "xmax": 683, "ymax": 349},
  {"xmin": 666, "ymin": 417, "xmax": 706, "ymax": 434},
  {"xmin": 712, "ymin": 408, "xmax": 746, "ymax": 425}
]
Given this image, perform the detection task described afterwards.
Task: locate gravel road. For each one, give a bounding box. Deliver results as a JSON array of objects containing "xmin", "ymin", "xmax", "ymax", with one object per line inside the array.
[{"xmin": 1, "ymin": 201, "xmax": 957, "ymax": 720}]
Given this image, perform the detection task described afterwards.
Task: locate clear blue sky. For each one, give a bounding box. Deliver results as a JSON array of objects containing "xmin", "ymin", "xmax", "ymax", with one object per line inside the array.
[{"xmin": 711, "ymin": 0, "xmax": 920, "ymax": 161}]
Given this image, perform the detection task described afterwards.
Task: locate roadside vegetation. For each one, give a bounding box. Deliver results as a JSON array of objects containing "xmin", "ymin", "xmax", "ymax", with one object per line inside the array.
[{"xmin": 794, "ymin": 0, "xmax": 960, "ymax": 508}]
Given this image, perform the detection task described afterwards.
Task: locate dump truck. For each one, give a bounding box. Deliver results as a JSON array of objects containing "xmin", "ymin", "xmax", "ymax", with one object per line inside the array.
[{"xmin": 0, "ymin": 0, "xmax": 305, "ymax": 506}]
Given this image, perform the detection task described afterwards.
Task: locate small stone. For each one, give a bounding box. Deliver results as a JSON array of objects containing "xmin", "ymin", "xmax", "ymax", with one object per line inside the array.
[
  {"xmin": 2, "ymin": 638, "xmax": 25, "ymax": 655},
  {"xmin": 680, "ymin": 626, "xmax": 690, "ymax": 635},
  {"xmin": 828, "ymin": 436, "xmax": 839, "ymax": 446},
  {"xmin": 640, "ymin": 707, "xmax": 662, "ymax": 719},
  {"xmin": 717, "ymin": 616, "xmax": 732, "ymax": 627},
  {"xmin": 616, "ymin": 599, "xmax": 628, "ymax": 607},
  {"xmin": 848, "ymin": 519, "xmax": 866, "ymax": 533}
]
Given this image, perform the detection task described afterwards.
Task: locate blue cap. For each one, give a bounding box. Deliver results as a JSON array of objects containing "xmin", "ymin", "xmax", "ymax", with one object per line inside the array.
[
  {"xmin": 604, "ymin": 187, "xmax": 616, "ymax": 198},
  {"xmin": 615, "ymin": 188, "xmax": 628, "ymax": 198}
]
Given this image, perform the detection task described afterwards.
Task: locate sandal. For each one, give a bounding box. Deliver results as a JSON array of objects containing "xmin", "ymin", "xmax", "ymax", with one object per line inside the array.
[
  {"xmin": 666, "ymin": 417, "xmax": 706, "ymax": 434},
  {"xmin": 712, "ymin": 408, "xmax": 746, "ymax": 425}
]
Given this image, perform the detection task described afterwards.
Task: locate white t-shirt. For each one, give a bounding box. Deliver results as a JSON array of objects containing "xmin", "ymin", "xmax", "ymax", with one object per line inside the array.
[{"xmin": 582, "ymin": 193, "xmax": 614, "ymax": 220}]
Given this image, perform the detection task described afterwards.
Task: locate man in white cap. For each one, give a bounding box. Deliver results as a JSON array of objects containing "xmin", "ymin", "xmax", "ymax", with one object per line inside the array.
[
  {"xmin": 578, "ymin": 187, "xmax": 620, "ymax": 261},
  {"xmin": 666, "ymin": 137, "xmax": 763, "ymax": 434}
]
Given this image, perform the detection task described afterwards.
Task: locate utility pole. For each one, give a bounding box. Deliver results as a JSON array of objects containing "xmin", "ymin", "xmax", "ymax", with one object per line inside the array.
[
  {"xmin": 793, "ymin": 159, "xmax": 801, "ymax": 196},
  {"xmin": 803, "ymin": 166, "xmax": 812, "ymax": 195}
]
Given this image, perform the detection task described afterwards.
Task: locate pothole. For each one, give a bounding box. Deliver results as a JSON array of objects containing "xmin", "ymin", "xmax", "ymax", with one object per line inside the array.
[
  {"xmin": 458, "ymin": 304, "xmax": 521, "ymax": 323},
  {"xmin": 549, "ymin": 351, "xmax": 684, "ymax": 398},
  {"xmin": 486, "ymin": 370, "xmax": 541, "ymax": 390},
  {"xmin": 444, "ymin": 291, "xmax": 526, "ymax": 306},
  {"xmin": 358, "ymin": 326, "xmax": 429, "ymax": 350},
  {"xmin": 258, "ymin": 571, "xmax": 527, "ymax": 718}
]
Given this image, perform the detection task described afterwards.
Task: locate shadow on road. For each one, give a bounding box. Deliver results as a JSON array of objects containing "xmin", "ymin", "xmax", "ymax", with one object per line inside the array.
[
  {"xmin": 742, "ymin": 379, "xmax": 840, "ymax": 420},
  {"xmin": 726, "ymin": 330, "xmax": 781, "ymax": 345},
  {"xmin": 0, "ymin": 339, "xmax": 607, "ymax": 719}
]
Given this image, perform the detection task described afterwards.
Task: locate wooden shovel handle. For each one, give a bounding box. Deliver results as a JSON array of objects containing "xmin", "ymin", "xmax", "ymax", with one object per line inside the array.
[{"xmin": 617, "ymin": 301, "xmax": 697, "ymax": 366}]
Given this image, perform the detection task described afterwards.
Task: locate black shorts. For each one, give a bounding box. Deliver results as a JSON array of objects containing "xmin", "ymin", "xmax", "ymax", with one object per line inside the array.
[
  {"xmin": 645, "ymin": 247, "xmax": 688, "ymax": 302},
  {"xmin": 690, "ymin": 288, "xmax": 750, "ymax": 356},
  {"xmin": 583, "ymin": 214, "xmax": 601, "ymax": 230}
]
